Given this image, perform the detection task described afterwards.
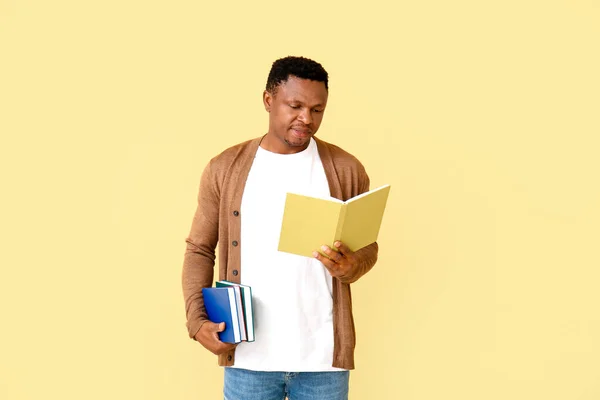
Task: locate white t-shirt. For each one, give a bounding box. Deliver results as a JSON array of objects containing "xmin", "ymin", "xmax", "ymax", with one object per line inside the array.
[{"xmin": 232, "ymin": 138, "xmax": 344, "ymax": 372}]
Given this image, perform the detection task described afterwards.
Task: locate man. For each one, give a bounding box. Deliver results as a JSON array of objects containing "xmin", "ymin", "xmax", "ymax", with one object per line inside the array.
[{"xmin": 182, "ymin": 56, "xmax": 378, "ymax": 400}]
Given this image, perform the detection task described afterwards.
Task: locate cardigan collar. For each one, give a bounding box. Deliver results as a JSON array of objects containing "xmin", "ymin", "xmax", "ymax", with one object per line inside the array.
[{"xmin": 237, "ymin": 135, "xmax": 343, "ymax": 200}]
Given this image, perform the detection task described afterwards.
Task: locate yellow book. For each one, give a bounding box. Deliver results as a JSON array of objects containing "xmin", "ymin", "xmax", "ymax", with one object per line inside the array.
[{"xmin": 278, "ymin": 185, "xmax": 391, "ymax": 257}]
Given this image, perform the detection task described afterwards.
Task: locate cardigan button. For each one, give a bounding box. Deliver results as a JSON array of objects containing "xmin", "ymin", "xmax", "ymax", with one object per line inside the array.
[
  {"xmin": 227, "ymin": 355, "xmax": 232, "ymax": 361},
  {"xmin": 232, "ymin": 270, "xmax": 238, "ymax": 276},
  {"xmin": 232, "ymin": 240, "xmax": 238, "ymax": 247},
  {"xmin": 233, "ymin": 210, "xmax": 239, "ymax": 216}
]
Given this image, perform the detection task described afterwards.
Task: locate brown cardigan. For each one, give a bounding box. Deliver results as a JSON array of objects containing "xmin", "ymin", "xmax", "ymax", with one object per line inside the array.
[{"xmin": 182, "ymin": 136, "xmax": 378, "ymax": 370}]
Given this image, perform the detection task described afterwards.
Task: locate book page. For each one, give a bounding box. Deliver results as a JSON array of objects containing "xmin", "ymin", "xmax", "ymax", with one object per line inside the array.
[
  {"xmin": 286, "ymin": 190, "xmax": 344, "ymax": 203},
  {"xmin": 339, "ymin": 185, "xmax": 390, "ymax": 251},
  {"xmin": 278, "ymin": 193, "xmax": 344, "ymax": 257}
]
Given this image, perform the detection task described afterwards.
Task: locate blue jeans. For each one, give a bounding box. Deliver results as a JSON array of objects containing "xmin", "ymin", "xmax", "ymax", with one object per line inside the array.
[{"xmin": 224, "ymin": 368, "xmax": 349, "ymax": 400}]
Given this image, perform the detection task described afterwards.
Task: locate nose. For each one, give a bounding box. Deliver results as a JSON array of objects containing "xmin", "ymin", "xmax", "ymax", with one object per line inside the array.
[{"xmin": 297, "ymin": 108, "xmax": 312, "ymax": 125}]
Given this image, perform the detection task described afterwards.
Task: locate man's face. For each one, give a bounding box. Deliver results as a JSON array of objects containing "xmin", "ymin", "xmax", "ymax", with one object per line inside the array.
[{"xmin": 263, "ymin": 76, "xmax": 328, "ymax": 153}]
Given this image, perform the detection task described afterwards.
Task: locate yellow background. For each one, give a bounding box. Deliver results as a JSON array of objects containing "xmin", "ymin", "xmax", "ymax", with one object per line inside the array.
[{"xmin": 1, "ymin": 0, "xmax": 599, "ymax": 399}]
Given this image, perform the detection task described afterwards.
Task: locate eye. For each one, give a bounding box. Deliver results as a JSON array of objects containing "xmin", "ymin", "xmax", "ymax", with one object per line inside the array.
[
  {"xmin": 313, "ymin": 109, "xmax": 324, "ymax": 113},
  {"xmin": 289, "ymin": 104, "xmax": 300, "ymax": 109}
]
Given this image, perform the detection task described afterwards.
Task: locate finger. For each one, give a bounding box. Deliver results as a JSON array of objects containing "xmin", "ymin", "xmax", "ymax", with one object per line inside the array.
[
  {"xmin": 211, "ymin": 322, "xmax": 227, "ymax": 342},
  {"xmin": 313, "ymin": 251, "xmax": 340, "ymax": 275},
  {"xmin": 334, "ymin": 241, "xmax": 353, "ymax": 256},
  {"xmin": 203, "ymin": 320, "xmax": 220, "ymax": 331},
  {"xmin": 202, "ymin": 321, "xmax": 224, "ymax": 342},
  {"xmin": 210, "ymin": 330, "xmax": 235, "ymax": 353},
  {"xmin": 313, "ymin": 250, "xmax": 335, "ymax": 268},
  {"xmin": 320, "ymin": 245, "xmax": 344, "ymax": 262}
]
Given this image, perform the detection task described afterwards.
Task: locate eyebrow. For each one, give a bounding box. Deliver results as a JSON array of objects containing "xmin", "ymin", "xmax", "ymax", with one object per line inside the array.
[{"xmin": 287, "ymin": 99, "xmax": 325, "ymax": 108}]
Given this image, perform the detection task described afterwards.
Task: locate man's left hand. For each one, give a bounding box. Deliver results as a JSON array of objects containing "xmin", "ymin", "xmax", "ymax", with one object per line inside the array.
[{"xmin": 313, "ymin": 241, "xmax": 357, "ymax": 279}]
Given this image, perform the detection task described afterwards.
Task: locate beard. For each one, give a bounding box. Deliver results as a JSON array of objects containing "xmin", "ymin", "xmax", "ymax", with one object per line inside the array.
[
  {"xmin": 285, "ymin": 128, "xmax": 313, "ymax": 147},
  {"xmin": 284, "ymin": 137, "xmax": 307, "ymax": 147}
]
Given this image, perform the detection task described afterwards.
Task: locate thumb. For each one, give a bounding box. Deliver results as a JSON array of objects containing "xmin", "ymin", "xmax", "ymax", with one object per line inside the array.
[{"xmin": 216, "ymin": 322, "xmax": 226, "ymax": 332}]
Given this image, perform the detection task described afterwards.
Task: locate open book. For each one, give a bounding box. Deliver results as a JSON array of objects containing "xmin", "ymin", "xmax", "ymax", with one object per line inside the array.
[{"xmin": 278, "ymin": 184, "xmax": 390, "ymax": 257}]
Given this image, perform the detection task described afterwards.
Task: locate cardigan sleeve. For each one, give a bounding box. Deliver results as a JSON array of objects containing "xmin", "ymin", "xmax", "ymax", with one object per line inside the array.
[{"xmin": 181, "ymin": 160, "xmax": 220, "ymax": 339}]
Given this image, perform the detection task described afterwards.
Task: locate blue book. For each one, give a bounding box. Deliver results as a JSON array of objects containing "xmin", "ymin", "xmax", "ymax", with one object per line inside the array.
[
  {"xmin": 216, "ymin": 281, "xmax": 255, "ymax": 342},
  {"xmin": 201, "ymin": 287, "xmax": 242, "ymax": 344}
]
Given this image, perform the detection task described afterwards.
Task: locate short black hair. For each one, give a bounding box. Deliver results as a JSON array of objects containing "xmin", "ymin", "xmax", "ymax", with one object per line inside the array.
[{"xmin": 266, "ymin": 56, "xmax": 329, "ymax": 94}]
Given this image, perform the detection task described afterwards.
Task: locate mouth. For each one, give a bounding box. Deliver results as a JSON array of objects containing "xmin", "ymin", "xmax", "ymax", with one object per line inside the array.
[{"xmin": 290, "ymin": 128, "xmax": 312, "ymax": 138}]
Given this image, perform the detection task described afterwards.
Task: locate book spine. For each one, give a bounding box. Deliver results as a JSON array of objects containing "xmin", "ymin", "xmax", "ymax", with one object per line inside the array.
[
  {"xmin": 234, "ymin": 286, "xmax": 247, "ymax": 341},
  {"xmin": 227, "ymin": 287, "xmax": 241, "ymax": 343},
  {"xmin": 244, "ymin": 287, "xmax": 255, "ymax": 342},
  {"xmin": 334, "ymin": 204, "xmax": 347, "ymax": 245}
]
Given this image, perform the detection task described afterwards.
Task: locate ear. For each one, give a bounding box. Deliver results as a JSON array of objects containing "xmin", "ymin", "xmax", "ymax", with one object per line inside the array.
[{"xmin": 263, "ymin": 90, "xmax": 272, "ymax": 112}]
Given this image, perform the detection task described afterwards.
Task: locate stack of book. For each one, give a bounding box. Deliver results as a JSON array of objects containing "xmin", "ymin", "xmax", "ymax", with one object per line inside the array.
[{"xmin": 202, "ymin": 281, "xmax": 255, "ymax": 344}]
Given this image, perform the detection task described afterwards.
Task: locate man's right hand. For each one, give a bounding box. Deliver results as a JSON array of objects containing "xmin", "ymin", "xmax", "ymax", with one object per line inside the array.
[{"xmin": 194, "ymin": 321, "xmax": 237, "ymax": 355}]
